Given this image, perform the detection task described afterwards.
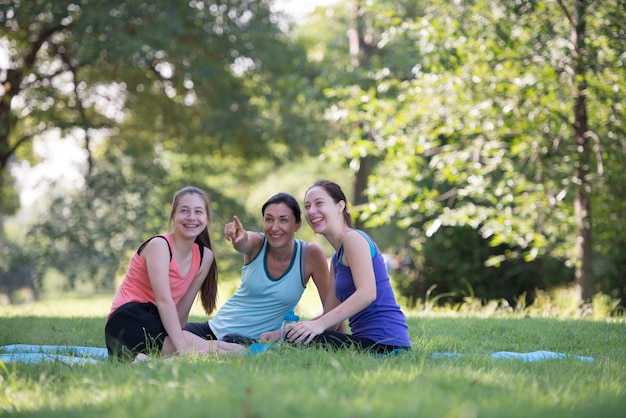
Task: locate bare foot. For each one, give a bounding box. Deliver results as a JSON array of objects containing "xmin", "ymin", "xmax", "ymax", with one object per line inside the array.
[
  {"xmin": 216, "ymin": 341, "xmax": 248, "ymax": 356},
  {"xmin": 132, "ymin": 353, "xmax": 150, "ymax": 363}
]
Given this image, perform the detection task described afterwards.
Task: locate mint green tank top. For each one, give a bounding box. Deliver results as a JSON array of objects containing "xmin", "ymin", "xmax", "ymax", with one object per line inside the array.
[{"xmin": 208, "ymin": 237, "xmax": 308, "ymax": 340}]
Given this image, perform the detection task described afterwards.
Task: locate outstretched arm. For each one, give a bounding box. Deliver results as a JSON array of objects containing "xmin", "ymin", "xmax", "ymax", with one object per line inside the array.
[{"xmin": 224, "ymin": 215, "xmax": 263, "ymax": 263}]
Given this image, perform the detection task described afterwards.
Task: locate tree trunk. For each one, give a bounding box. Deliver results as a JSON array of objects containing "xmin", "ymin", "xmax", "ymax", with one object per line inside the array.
[
  {"xmin": 0, "ymin": 25, "xmax": 47, "ymax": 213},
  {"xmin": 0, "ymin": 68, "xmax": 21, "ymax": 215},
  {"xmin": 348, "ymin": 0, "xmax": 376, "ymax": 229},
  {"xmin": 571, "ymin": 0, "xmax": 594, "ymax": 303}
]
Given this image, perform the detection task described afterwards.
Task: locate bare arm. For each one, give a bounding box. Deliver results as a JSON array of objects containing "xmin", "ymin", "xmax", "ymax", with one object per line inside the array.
[
  {"xmin": 289, "ymin": 231, "xmax": 376, "ymax": 344},
  {"xmin": 143, "ymin": 238, "xmax": 189, "ymax": 354},
  {"xmin": 324, "ymin": 266, "xmax": 349, "ymax": 333},
  {"xmin": 307, "ymin": 245, "xmax": 347, "ymax": 332},
  {"xmin": 306, "ymin": 244, "xmax": 331, "ymax": 308},
  {"xmin": 176, "ymin": 247, "xmax": 214, "ymax": 326}
]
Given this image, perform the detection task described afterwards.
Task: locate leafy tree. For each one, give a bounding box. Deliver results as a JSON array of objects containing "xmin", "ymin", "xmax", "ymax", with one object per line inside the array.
[
  {"xmin": 315, "ymin": 0, "xmax": 626, "ymax": 303},
  {"xmin": 299, "ymin": 0, "xmax": 428, "ymax": 227},
  {"xmin": 392, "ymin": 225, "xmax": 574, "ymax": 307},
  {"xmin": 26, "ymin": 149, "xmax": 166, "ymax": 291},
  {"xmin": 1, "ymin": 1, "xmax": 335, "ymax": 294},
  {"xmin": 0, "ymin": 238, "xmax": 38, "ymax": 302},
  {"xmin": 0, "ymin": 0, "xmax": 320, "ymax": 214}
]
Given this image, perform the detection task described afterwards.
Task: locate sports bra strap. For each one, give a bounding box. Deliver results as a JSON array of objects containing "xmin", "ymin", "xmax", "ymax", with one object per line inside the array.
[
  {"xmin": 137, "ymin": 235, "xmax": 172, "ymax": 260},
  {"xmin": 138, "ymin": 235, "xmax": 204, "ymax": 263},
  {"xmin": 300, "ymin": 241, "xmax": 309, "ymax": 287},
  {"xmin": 336, "ymin": 230, "xmax": 375, "ymax": 265}
]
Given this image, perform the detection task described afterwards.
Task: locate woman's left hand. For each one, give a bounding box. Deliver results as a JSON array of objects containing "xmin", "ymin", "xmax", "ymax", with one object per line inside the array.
[{"xmin": 287, "ymin": 320, "xmax": 326, "ymax": 345}]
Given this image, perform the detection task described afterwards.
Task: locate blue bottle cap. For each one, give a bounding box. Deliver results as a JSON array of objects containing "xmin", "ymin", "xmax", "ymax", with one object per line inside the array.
[
  {"xmin": 248, "ymin": 343, "xmax": 273, "ymax": 355},
  {"xmin": 283, "ymin": 310, "xmax": 299, "ymax": 322}
]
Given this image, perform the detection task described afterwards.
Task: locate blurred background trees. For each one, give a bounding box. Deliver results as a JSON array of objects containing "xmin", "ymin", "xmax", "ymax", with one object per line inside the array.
[{"xmin": 1, "ymin": 0, "xmax": 624, "ymax": 311}]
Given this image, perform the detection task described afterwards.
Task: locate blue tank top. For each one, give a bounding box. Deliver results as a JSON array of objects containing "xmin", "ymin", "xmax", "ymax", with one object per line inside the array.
[
  {"xmin": 208, "ymin": 237, "xmax": 307, "ymax": 340},
  {"xmin": 333, "ymin": 230, "xmax": 411, "ymax": 347}
]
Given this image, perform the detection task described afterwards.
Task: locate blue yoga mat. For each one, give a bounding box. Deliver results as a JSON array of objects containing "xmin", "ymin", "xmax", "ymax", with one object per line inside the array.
[
  {"xmin": 248, "ymin": 344, "xmax": 594, "ymax": 361},
  {"xmin": 0, "ymin": 344, "xmax": 108, "ymax": 364},
  {"xmin": 430, "ymin": 350, "xmax": 594, "ymax": 362},
  {"xmin": 1, "ymin": 344, "xmax": 594, "ymax": 363}
]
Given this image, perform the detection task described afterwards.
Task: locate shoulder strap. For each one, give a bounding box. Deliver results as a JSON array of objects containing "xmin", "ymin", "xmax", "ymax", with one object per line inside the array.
[
  {"xmin": 300, "ymin": 240, "xmax": 309, "ymax": 286},
  {"xmin": 137, "ymin": 235, "xmax": 172, "ymax": 261}
]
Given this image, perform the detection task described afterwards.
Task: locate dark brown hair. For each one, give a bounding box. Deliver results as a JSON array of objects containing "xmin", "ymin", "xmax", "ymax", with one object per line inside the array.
[
  {"xmin": 169, "ymin": 186, "xmax": 218, "ymax": 315},
  {"xmin": 262, "ymin": 192, "xmax": 301, "ymax": 223}
]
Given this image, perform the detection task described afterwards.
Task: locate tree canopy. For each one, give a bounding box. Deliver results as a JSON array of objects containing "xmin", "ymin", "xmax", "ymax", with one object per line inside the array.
[
  {"xmin": 309, "ymin": 0, "xmax": 626, "ymax": 303},
  {"xmin": 1, "ymin": 0, "xmax": 624, "ymax": 308},
  {"xmin": 0, "ymin": 0, "xmax": 324, "ymax": 212}
]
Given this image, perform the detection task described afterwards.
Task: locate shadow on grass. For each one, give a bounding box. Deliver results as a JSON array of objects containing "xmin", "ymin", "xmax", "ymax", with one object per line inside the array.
[{"xmin": 0, "ymin": 316, "xmax": 106, "ymax": 348}]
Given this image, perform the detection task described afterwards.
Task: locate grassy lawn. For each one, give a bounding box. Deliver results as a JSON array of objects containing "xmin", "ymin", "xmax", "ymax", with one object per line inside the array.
[{"xmin": 1, "ymin": 294, "xmax": 625, "ymax": 417}]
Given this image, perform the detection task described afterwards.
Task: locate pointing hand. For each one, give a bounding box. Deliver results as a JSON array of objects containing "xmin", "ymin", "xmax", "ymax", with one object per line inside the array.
[{"xmin": 224, "ymin": 215, "xmax": 246, "ymax": 244}]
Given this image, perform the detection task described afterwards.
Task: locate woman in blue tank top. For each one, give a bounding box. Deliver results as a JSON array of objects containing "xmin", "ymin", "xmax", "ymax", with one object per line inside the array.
[{"xmin": 287, "ymin": 180, "xmax": 411, "ymax": 354}]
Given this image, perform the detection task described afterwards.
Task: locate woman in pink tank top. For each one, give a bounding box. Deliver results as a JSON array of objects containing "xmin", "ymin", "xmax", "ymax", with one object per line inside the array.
[{"xmin": 104, "ymin": 186, "xmax": 246, "ymax": 360}]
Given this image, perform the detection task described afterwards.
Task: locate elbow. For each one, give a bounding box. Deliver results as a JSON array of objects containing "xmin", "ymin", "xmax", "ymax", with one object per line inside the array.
[
  {"xmin": 364, "ymin": 288, "xmax": 376, "ymax": 305},
  {"xmin": 154, "ymin": 295, "xmax": 173, "ymax": 309}
]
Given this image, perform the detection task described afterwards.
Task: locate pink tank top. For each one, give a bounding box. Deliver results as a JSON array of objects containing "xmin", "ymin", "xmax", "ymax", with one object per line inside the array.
[{"xmin": 108, "ymin": 234, "xmax": 202, "ymax": 317}]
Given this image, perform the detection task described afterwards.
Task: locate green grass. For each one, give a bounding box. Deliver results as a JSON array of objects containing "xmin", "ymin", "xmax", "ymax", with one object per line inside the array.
[{"xmin": 1, "ymin": 295, "xmax": 625, "ymax": 417}]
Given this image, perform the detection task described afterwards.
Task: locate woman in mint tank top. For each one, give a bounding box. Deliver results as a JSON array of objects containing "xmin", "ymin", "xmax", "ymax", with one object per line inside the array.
[
  {"xmin": 287, "ymin": 180, "xmax": 411, "ymax": 354},
  {"xmin": 184, "ymin": 193, "xmax": 334, "ymax": 345}
]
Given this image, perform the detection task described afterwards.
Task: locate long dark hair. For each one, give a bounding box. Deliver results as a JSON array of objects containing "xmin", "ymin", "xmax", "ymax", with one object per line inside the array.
[
  {"xmin": 169, "ymin": 186, "xmax": 218, "ymax": 315},
  {"xmin": 307, "ymin": 180, "xmax": 352, "ymax": 228}
]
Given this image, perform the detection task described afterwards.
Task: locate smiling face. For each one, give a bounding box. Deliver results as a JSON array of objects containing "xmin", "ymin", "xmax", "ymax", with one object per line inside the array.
[
  {"xmin": 171, "ymin": 192, "xmax": 209, "ymax": 239},
  {"xmin": 262, "ymin": 202, "xmax": 300, "ymax": 247},
  {"xmin": 303, "ymin": 186, "xmax": 344, "ymax": 235}
]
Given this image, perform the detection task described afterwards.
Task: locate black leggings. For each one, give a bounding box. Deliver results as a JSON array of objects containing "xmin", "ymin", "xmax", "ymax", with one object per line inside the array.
[{"xmin": 311, "ymin": 331, "xmax": 410, "ymax": 354}]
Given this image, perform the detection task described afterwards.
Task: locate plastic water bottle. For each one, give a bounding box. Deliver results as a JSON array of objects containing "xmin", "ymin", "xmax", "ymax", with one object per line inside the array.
[{"xmin": 280, "ymin": 310, "xmax": 299, "ymax": 340}]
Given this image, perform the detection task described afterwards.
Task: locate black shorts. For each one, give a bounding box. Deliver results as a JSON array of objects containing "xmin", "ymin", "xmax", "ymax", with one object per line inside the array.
[
  {"xmin": 183, "ymin": 321, "xmax": 216, "ymax": 340},
  {"xmin": 104, "ymin": 302, "xmax": 167, "ymax": 359},
  {"xmin": 184, "ymin": 322, "xmax": 256, "ymax": 346}
]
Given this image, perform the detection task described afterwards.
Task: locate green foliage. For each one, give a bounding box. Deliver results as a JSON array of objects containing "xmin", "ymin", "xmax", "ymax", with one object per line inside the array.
[
  {"xmin": 0, "ymin": 238, "xmax": 38, "ymax": 302},
  {"xmin": 24, "ymin": 148, "xmax": 168, "ymax": 291},
  {"xmin": 18, "ymin": 149, "xmax": 348, "ymax": 294},
  {"xmin": 0, "ymin": 0, "xmax": 337, "ymax": 293},
  {"xmin": 0, "ymin": 0, "xmax": 327, "ymax": 213},
  {"xmin": 2, "ymin": 0, "xmax": 625, "ymax": 307},
  {"xmin": 313, "ymin": 0, "xmax": 626, "ymax": 302},
  {"xmin": 392, "ymin": 226, "xmax": 574, "ymax": 307},
  {"xmin": 0, "ymin": 170, "xmax": 19, "ymax": 216}
]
